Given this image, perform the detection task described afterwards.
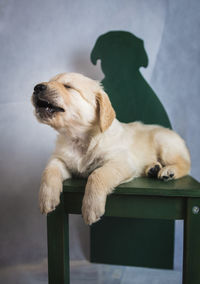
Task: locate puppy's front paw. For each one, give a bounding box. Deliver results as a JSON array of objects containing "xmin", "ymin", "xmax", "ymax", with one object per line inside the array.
[
  {"xmin": 39, "ymin": 182, "xmax": 62, "ymax": 214},
  {"xmin": 82, "ymin": 193, "xmax": 106, "ymax": 225}
]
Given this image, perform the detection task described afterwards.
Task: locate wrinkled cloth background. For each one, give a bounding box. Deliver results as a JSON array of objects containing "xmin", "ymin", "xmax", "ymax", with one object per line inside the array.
[{"xmin": 0, "ymin": 0, "xmax": 199, "ymax": 283}]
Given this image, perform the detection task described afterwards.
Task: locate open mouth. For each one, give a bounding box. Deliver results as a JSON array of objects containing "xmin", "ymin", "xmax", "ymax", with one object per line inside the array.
[{"xmin": 34, "ymin": 97, "xmax": 65, "ymax": 114}]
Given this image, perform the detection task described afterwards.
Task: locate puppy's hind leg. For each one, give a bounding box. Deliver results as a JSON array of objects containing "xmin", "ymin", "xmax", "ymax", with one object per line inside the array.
[
  {"xmin": 158, "ymin": 155, "xmax": 190, "ymax": 181},
  {"xmin": 154, "ymin": 129, "xmax": 191, "ymax": 181}
]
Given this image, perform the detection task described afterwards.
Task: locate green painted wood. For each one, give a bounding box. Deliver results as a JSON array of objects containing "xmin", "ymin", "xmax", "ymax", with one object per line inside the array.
[
  {"xmin": 105, "ymin": 195, "xmax": 185, "ymax": 220},
  {"xmin": 64, "ymin": 192, "xmax": 185, "ymax": 220},
  {"xmin": 63, "ymin": 176, "xmax": 200, "ymax": 197},
  {"xmin": 90, "ymin": 217, "xmax": 174, "ymax": 269},
  {"xmin": 183, "ymin": 198, "xmax": 200, "ymax": 284},
  {"xmin": 47, "ymin": 195, "xmax": 69, "ymax": 284},
  {"xmin": 63, "ymin": 192, "xmax": 83, "ymax": 215}
]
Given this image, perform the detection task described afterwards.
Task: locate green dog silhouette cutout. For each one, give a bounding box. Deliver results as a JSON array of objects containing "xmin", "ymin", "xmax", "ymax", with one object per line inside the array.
[{"xmin": 91, "ymin": 31, "xmax": 171, "ymax": 128}]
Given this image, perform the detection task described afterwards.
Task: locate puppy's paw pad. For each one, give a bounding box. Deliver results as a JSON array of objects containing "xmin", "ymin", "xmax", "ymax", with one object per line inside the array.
[
  {"xmin": 147, "ymin": 163, "xmax": 162, "ymax": 178},
  {"xmin": 158, "ymin": 167, "xmax": 175, "ymax": 182}
]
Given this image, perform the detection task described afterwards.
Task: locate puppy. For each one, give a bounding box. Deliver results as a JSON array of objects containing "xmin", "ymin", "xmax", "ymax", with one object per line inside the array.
[{"xmin": 32, "ymin": 72, "xmax": 191, "ymax": 225}]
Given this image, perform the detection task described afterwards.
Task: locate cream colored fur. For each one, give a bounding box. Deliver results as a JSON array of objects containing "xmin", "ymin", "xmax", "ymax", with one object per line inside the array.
[{"xmin": 32, "ymin": 72, "xmax": 191, "ymax": 225}]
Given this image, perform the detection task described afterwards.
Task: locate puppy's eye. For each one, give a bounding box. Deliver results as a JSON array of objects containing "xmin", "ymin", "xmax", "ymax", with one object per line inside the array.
[{"xmin": 64, "ymin": 84, "xmax": 71, "ymax": 89}]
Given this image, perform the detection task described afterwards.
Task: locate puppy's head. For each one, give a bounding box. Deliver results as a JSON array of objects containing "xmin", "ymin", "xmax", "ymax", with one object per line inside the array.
[{"xmin": 32, "ymin": 73, "xmax": 115, "ymax": 133}]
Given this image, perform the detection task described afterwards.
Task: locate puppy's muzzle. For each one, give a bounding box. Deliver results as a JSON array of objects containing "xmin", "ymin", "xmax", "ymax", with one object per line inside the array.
[{"xmin": 32, "ymin": 84, "xmax": 65, "ymax": 116}]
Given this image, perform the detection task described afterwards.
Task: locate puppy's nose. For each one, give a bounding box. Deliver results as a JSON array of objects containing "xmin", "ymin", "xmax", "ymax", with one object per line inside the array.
[{"xmin": 34, "ymin": 84, "xmax": 47, "ymax": 93}]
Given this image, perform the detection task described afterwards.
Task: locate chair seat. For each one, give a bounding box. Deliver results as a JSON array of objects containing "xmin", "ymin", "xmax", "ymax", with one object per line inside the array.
[
  {"xmin": 63, "ymin": 175, "xmax": 200, "ymax": 198},
  {"xmin": 48, "ymin": 175, "xmax": 200, "ymax": 284}
]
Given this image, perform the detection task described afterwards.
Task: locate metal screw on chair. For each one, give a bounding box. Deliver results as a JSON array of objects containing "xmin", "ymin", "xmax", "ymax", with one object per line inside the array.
[{"xmin": 192, "ymin": 206, "xmax": 200, "ymax": 215}]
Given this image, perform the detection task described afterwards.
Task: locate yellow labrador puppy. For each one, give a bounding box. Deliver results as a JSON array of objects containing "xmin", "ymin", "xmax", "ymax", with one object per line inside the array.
[{"xmin": 32, "ymin": 73, "xmax": 190, "ymax": 225}]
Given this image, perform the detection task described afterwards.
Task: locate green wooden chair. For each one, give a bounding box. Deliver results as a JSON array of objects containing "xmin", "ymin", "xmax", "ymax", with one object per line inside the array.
[{"xmin": 47, "ymin": 31, "xmax": 200, "ymax": 284}]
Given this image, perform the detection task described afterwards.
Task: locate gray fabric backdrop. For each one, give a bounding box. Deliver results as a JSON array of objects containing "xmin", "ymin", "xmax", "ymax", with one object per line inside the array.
[{"xmin": 0, "ymin": 0, "xmax": 199, "ymax": 275}]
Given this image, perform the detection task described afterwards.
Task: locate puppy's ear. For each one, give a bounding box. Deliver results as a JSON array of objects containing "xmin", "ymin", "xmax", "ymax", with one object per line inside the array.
[{"xmin": 96, "ymin": 90, "xmax": 116, "ymax": 132}]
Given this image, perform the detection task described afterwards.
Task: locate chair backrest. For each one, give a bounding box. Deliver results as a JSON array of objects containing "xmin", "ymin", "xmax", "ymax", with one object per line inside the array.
[{"xmin": 91, "ymin": 31, "xmax": 171, "ymax": 128}]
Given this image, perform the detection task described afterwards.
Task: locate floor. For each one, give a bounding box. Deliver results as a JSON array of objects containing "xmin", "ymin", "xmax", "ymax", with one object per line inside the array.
[{"xmin": 0, "ymin": 258, "xmax": 182, "ymax": 284}]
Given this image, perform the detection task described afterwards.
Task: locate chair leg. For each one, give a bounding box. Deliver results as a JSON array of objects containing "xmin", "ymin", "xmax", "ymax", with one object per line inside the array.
[
  {"xmin": 183, "ymin": 198, "xmax": 200, "ymax": 284},
  {"xmin": 47, "ymin": 195, "xmax": 70, "ymax": 284}
]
